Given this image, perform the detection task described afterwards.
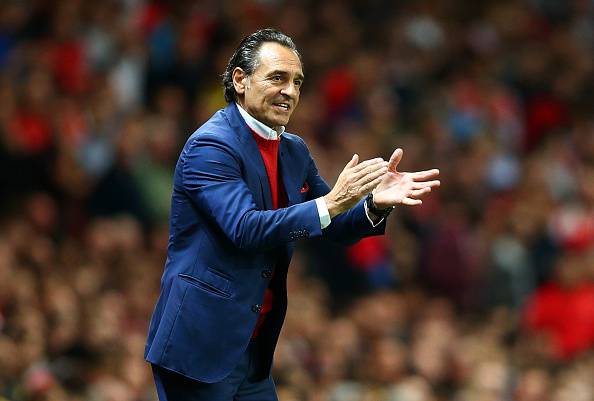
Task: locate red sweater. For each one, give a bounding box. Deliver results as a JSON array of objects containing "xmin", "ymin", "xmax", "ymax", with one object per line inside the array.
[{"xmin": 251, "ymin": 131, "xmax": 288, "ymax": 337}]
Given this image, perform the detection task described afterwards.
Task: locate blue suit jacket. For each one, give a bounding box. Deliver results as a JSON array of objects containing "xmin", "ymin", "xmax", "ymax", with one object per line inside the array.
[{"xmin": 145, "ymin": 103, "xmax": 385, "ymax": 382}]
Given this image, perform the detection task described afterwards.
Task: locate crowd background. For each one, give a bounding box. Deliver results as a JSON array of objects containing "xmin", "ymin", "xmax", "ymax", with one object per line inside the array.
[{"xmin": 1, "ymin": 0, "xmax": 593, "ymax": 400}]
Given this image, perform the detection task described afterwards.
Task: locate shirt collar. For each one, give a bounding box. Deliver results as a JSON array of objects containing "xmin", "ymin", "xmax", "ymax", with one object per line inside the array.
[{"xmin": 236, "ymin": 103, "xmax": 285, "ymax": 140}]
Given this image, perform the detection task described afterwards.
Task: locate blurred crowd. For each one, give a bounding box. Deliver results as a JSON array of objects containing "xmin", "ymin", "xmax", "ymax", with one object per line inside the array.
[{"xmin": 1, "ymin": 0, "xmax": 593, "ymax": 400}]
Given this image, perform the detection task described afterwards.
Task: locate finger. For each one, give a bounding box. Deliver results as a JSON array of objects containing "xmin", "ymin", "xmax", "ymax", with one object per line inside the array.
[
  {"xmin": 354, "ymin": 165, "xmax": 388, "ymax": 188},
  {"xmin": 411, "ymin": 169, "xmax": 440, "ymax": 180},
  {"xmin": 388, "ymin": 148, "xmax": 403, "ymax": 172},
  {"xmin": 412, "ymin": 180, "xmax": 440, "ymax": 189},
  {"xmin": 345, "ymin": 154, "xmax": 359, "ymax": 169},
  {"xmin": 353, "ymin": 162, "xmax": 388, "ymax": 183},
  {"xmin": 350, "ymin": 157, "xmax": 385, "ymax": 174},
  {"xmin": 401, "ymin": 197, "xmax": 422, "ymax": 206},
  {"xmin": 360, "ymin": 175, "xmax": 385, "ymax": 193},
  {"xmin": 409, "ymin": 187, "xmax": 432, "ymax": 198}
]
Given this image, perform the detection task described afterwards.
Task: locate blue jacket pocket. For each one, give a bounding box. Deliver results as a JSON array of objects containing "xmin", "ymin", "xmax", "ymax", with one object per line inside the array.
[{"xmin": 178, "ymin": 270, "xmax": 232, "ymax": 298}]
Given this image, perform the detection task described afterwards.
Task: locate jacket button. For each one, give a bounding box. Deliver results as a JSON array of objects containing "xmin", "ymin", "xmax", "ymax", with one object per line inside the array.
[
  {"xmin": 261, "ymin": 269, "xmax": 272, "ymax": 278},
  {"xmin": 252, "ymin": 304, "xmax": 262, "ymax": 313}
]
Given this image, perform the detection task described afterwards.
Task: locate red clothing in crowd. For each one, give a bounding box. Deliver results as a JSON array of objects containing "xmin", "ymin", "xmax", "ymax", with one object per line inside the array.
[{"xmin": 523, "ymin": 282, "xmax": 594, "ymax": 360}]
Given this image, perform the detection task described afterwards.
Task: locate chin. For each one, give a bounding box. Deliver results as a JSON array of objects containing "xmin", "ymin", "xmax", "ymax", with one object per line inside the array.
[
  {"xmin": 276, "ymin": 115, "xmax": 292, "ymax": 126},
  {"xmin": 266, "ymin": 111, "xmax": 292, "ymax": 127},
  {"xmin": 268, "ymin": 118, "xmax": 289, "ymax": 127}
]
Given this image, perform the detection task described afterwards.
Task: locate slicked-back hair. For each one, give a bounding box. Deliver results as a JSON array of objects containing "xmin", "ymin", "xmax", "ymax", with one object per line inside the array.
[{"xmin": 222, "ymin": 28, "xmax": 302, "ymax": 103}]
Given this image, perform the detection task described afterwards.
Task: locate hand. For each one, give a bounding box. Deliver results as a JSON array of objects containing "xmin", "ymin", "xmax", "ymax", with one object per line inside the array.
[
  {"xmin": 372, "ymin": 148, "xmax": 440, "ymax": 209},
  {"xmin": 324, "ymin": 155, "xmax": 388, "ymax": 218}
]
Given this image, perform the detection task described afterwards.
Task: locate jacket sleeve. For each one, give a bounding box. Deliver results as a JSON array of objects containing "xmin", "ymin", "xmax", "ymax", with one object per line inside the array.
[
  {"xmin": 181, "ymin": 134, "xmax": 322, "ymax": 251},
  {"xmin": 300, "ymin": 141, "xmax": 387, "ymax": 245}
]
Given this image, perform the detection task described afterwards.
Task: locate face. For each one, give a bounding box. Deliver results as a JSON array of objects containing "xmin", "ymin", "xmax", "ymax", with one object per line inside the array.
[{"xmin": 233, "ymin": 42, "xmax": 303, "ymax": 127}]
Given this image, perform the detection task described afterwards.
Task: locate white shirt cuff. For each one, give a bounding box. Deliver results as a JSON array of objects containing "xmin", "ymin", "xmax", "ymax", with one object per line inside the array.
[
  {"xmin": 315, "ymin": 197, "xmax": 331, "ymax": 229},
  {"xmin": 364, "ymin": 198, "xmax": 385, "ymax": 227}
]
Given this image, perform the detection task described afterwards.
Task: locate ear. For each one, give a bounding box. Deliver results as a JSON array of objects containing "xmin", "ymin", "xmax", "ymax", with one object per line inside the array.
[{"xmin": 232, "ymin": 67, "xmax": 248, "ymax": 95}]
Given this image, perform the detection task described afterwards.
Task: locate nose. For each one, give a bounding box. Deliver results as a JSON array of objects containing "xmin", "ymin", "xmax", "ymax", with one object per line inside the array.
[{"xmin": 280, "ymin": 81, "xmax": 298, "ymax": 99}]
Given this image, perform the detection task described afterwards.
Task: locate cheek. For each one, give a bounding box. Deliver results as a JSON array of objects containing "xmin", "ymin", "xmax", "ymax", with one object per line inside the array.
[{"xmin": 263, "ymin": 87, "xmax": 279, "ymax": 101}]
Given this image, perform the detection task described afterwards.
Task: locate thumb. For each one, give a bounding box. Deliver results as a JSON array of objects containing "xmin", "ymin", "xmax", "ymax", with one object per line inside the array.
[
  {"xmin": 388, "ymin": 148, "xmax": 403, "ymax": 172},
  {"xmin": 345, "ymin": 153, "xmax": 359, "ymax": 169}
]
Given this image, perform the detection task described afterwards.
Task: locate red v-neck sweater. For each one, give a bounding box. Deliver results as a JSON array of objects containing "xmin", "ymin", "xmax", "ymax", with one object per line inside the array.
[{"xmin": 251, "ymin": 131, "xmax": 288, "ymax": 337}]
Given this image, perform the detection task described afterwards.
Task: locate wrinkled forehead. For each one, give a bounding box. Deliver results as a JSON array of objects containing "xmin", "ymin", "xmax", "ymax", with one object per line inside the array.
[{"xmin": 254, "ymin": 42, "xmax": 303, "ymax": 77}]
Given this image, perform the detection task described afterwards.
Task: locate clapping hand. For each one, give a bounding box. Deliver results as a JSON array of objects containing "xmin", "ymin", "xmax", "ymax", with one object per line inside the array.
[
  {"xmin": 324, "ymin": 155, "xmax": 389, "ymax": 218},
  {"xmin": 372, "ymin": 148, "xmax": 440, "ymax": 209}
]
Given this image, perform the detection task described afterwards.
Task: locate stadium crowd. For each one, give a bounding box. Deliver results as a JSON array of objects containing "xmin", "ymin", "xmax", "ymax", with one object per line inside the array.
[{"xmin": 0, "ymin": 0, "xmax": 593, "ymax": 400}]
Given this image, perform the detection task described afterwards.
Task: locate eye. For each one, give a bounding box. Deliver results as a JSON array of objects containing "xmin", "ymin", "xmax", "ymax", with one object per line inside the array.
[
  {"xmin": 271, "ymin": 75, "xmax": 282, "ymax": 82},
  {"xmin": 294, "ymin": 79, "xmax": 303, "ymax": 88}
]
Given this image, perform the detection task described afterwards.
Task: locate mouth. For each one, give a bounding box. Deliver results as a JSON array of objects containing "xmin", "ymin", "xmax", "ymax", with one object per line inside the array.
[{"xmin": 273, "ymin": 102, "xmax": 291, "ymax": 112}]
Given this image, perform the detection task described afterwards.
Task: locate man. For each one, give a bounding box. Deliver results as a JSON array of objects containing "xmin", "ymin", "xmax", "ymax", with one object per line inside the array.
[{"xmin": 145, "ymin": 28, "xmax": 439, "ymax": 401}]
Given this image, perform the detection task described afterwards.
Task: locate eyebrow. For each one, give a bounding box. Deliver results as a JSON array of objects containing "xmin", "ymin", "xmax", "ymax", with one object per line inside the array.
[{"xmin": 266, "ymin": 70, "xmax": 305, "ymax": 81}]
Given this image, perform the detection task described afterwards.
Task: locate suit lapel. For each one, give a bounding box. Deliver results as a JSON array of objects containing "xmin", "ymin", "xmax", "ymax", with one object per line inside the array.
[
  {"xmin": 224, "ymin": 103, "xmax": 273, "ymax": 210},
  {"xmin": 279, "ymin": 138, "xmax": 300, "ymax": 206}
]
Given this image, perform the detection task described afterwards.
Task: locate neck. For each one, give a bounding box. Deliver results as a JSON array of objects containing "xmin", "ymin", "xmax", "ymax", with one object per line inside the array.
[{"xmin": 235, "ymin": 102, "xmax": 285, "ymax": 140}]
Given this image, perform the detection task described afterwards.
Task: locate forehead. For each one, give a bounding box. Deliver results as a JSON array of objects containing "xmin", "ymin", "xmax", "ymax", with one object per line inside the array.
[{"xmin": 254, "ymin": 42, "xmax": 303, "ymax": 76}]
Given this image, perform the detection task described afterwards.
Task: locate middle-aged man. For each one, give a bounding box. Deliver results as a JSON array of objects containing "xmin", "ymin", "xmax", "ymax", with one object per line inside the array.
[{"xmin": 145, "ymin": 28, "xmax": 440, "ymax": 401}]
